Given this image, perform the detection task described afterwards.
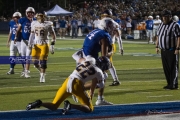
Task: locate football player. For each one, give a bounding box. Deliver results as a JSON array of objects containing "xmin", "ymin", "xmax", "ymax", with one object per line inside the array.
[
  {"xmin": 6, "ymin": 12, "xmax": 23, "ymax": 74},
  {"xmin": 72, "ymin": 17, "xmax": 115, "ymax": 105},
  {"xmin": 26, "ymin": 56, "xmax": 110, "ymax": 115},
  {"xmin": 100, "ymin": 9, "xmax": 123, "ymax": 86},
  {"xmin": 15, "ymin": 7, "xmax": 36, "ymax": 78},
  {"xmin": 28, "ymin": 12, "xmax": 56, "ymax": 83}
]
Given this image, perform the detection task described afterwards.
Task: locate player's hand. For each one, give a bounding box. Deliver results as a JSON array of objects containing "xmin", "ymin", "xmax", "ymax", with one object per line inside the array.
[
  {"xmin": 14, "ymin": 37, "xmax": 17, "ymax": 44},
  {"xmin": 156, "ymin": 48, "xmax": 159, "ymax": 54},
  {"xmin": 120, "ymin": 49, "xmax": 123, "ymax": 56},
  {"xmin": 28, "ymin": 44, "xmax": 32, "ymax": 50},
  {"xmin": 7, "ymin": 42, "xmax": 10, "ymax": 48},
  {"xmin": 174, "ymin": 50, "xmax": 179, "ymax": 55},
  {"xmin": 50, "ymin": 45, "xmax": 54, "ymax": 54}
]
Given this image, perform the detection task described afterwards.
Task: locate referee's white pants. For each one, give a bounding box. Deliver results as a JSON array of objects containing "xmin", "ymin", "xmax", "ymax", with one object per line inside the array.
[{"xmin": 10, "ymin": 41, "xmax": 21, "ymax": 56}]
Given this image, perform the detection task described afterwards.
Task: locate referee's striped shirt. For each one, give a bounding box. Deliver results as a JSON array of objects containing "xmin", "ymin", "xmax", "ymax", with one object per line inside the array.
[{"xmin": 157, "ymin": 20, "xmax": 180, "ymax": 50}]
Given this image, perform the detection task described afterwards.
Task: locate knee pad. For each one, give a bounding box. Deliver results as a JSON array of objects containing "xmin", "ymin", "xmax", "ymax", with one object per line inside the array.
[{"xmin": 40, "ymin": 60, "xmax": 47, "ymax": 69}]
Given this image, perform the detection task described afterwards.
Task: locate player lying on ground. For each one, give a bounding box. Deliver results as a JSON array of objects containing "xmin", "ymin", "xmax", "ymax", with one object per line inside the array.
[{"xmin": 26, "ymin": 56, "xmax": 111, "ymax": 114}]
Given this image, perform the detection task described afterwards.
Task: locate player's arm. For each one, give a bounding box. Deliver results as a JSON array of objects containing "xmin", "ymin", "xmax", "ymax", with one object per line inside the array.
[
  {"xmin": 7, "ymin": 28, "xmax": 12, "ymax": 47},
  {"xmin": 49, "ymin": 24, "xmax": 56, "ymax": 54},
  {"xmin": 155, "ymin": 35, "xmax": 159, "ymax": 54},
  {"xmin": 14, "ymin": 24, "xmax": 21, "ymax": 43},
  {"xmin": 89, "ymin": 78, "xmax": 99, "ymax": 100},
  {"xmin": 100, "ymin": 38, "xmax": 109, "ymax": 57}
]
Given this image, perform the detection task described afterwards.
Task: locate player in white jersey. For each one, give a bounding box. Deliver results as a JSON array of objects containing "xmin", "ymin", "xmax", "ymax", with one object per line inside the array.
[
  {"xmin": 108, "ymin": 20, "xmax": 123, "ymax": 86},
  {"xmin": 153, "ymin": 15, "xmax": 162, "ymax": 44},
  {"xmin": 28, "ymin": 12, "xmax": 56, "ymax": 83},
  {"xmin": 26, "ymin": 56, "xmax": 110, "ymax": 115}
]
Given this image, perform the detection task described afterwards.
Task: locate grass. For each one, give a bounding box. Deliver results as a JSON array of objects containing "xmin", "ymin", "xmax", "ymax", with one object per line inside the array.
[{"xmin": 0, "ymin": 34, "xmax": 180, "ymax": 111}]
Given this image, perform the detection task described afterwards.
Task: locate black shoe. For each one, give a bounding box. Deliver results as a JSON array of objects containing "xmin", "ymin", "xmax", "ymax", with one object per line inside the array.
[
  {"xmin": 62, "ymin": 100, "xmax": 71, "ymax": 115},
  {"xmin": 26, "ymin": 100, "xmax": 42, "ymax": 110},
  {"xmin": 163, "ymin": 85, "xmax": 179, "ymax": 90},
  {"xmin": 109, "ymin": 81, "xmax": 121, "ymax": 86}
]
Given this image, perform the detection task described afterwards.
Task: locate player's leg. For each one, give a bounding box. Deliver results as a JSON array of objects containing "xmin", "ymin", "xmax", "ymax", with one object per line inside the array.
[
  {"xmin": 20, "ymin": 40, "xmax": 27, "ymax": 76},
  {"xmin": 39, "ymin": 44, "xmax": 49, "ymax": 83},
  {"xmin": 7, "ymin": 41, "xmax": 16, "ymax": 74},
  {"xmin": 16, "ymin": 41, "xmax": 25, "ymax": 71},
  {"xmin": 26, "ymin": 77, "xmax": 71, "ymax": 111},
  {"xmin": 108, "ymin": 44, "xmax": 121, "ymax": 86},
  {"xmin": 63, "ymin": 78, "xmax": 93, "ymax": 114},
  {"xmin": 24, "ymin": 40, "xmax": 32, "ymax": 78},
  {"xmin": 31, "ymin": 44, "xmax": 41, "ymax": 73}
]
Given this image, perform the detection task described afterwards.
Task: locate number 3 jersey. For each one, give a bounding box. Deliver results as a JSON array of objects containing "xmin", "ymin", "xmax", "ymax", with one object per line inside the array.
[
  {"xmin": 31, "ymin": 21, "xmax": 54, "ymax": 45},
  {"xmin": 66, "ymin": 59, "xmax": 105, "ymax": 93}
]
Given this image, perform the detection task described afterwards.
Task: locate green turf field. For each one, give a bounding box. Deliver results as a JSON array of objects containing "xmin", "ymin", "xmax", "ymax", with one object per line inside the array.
[{"xmin": 0, "ymin": 34, "xmax": 180, "ymax": 111}]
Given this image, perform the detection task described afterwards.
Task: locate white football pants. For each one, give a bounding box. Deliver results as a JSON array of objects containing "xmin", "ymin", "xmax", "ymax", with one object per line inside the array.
[{"xmin": 10, "ymin": 41, "xmax": 21, "ymax": 56}]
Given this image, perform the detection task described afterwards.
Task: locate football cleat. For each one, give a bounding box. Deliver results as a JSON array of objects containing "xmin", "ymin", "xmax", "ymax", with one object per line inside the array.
[
  {"xmin": 24, "ymin": 70, "xmax": 31, "ymax": 78},
  {"xmin": 109, "ymin": 81, "xmax": 121, "ymax": 86},
  {"xmin": 62, "ymin": 100, "xmax": 71, "ymax": 115},
  {"xmin": 7, "ymin": 70, "xmax": 14, "ymax": 75},
  {"xmin": 26, "ymin": 99, "xmax": 42, "ymax": 110},
  {"xmin": 72, "ymin": 95, "xmax": 78, "ymax": 103},
  {"xmin": 95, "ymin": 99, "xmax": 113, "ymax": 106}
]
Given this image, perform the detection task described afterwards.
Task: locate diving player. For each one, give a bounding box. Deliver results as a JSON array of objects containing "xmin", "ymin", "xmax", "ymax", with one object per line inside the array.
[
  {"xmin": 6, "ymin": 12, "xmax": 23, "ymax": 74},
  {"xmin": 26, "ymin": 56, "xmax": 111, "ymax": 115},
  {"xmin": 15, "ymin": 7, "xmax": 36, "ymax": 78},
  {"xmin": 28, "ymin": 12, "xmax": 56, "ymax": 83}
]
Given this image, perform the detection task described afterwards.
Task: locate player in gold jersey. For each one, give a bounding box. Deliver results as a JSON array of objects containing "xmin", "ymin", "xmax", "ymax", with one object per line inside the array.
[{"xmin": 28, "ymin": 12, "xmax": 56, "ymax": 82}]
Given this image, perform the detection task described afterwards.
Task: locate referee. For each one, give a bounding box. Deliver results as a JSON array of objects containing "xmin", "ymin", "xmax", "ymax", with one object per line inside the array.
[{"xmin": 156, "ymin": 10, "xmax": 180, "ymax": 90}]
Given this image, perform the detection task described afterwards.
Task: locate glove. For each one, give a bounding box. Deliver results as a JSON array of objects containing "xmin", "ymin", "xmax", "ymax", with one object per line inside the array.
[{"xmin": 50, "ymin": 45, "xmax": 54, "ymax": 54}]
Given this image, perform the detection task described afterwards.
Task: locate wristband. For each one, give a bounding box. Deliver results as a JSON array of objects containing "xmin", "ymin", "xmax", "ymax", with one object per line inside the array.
[
  {"xmin": 14, "ymin": 37, "xmax": 17, "ymax": 40},
  {"xmin": 155, "ymin": 46, "xmax": 158, "ymax": 48},
  {"xmin": 176, "ymin": 47, "xmax": 179, "ymax": 50}
]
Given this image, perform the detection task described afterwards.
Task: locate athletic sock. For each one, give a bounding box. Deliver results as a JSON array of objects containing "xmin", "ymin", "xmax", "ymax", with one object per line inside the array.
[{"xmin": 109, "ymin": 66, "xmax": 119, "ymax": 81}]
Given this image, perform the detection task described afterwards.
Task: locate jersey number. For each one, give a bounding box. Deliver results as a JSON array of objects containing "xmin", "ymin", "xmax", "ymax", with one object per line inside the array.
[
  {"xmin": 35, "ymin": 29, "xmax": 45, "ymax": 36},
  {"xmin": 76, "ymin": 61, "xmax": 96, "ymax": 79}
]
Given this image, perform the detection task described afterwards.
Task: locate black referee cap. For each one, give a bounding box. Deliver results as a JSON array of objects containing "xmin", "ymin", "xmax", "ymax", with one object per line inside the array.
[{"xmin": 162, "ymin": 10, "xmax": 172, "ymax": 16}]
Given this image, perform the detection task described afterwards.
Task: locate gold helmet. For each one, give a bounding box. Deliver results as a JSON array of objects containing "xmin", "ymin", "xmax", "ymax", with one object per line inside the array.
[{"xmin": 36, "ymin": 12, "xmax": 46, "ymax": 23}]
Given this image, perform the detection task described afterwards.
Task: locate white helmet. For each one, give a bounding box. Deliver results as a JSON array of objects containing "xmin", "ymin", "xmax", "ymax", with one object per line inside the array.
[
  {"xmin": 173, "ymin": 15, "xmax": 179, "ymax": 22},
  {"xmin": 26, "ymin": 7, "xmax": 35, "ymax": 16},
  {"xmin": 98, "ymin": 18, "xmax": 116, "ymax": 35},
  {"xmin": 13, "ymin": 12, "xmax": 22, "ymax": 18},
  {"xmin": 148, "ymin": 16, "xmax": 153, "ymax": 19}
]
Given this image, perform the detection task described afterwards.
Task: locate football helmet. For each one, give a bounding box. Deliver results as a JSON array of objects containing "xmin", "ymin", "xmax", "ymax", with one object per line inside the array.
[
  {"xmin": 173, "ymin": 15, "xmax": 179, "ymax": 22},
  {"xmin": 101, "ymin": 9, "xmax": 112, "ymax": 18},
  {"xmin": 36, "ymin": 12, "xmax": 45, "ymax": 23},
  {"xmin": 13, "ymin": 12, "xmax": 22, "ymax": 18},
  {"xmin": 96, "ymin": 56, "xmax": 111, "ymax": 71},
  {"xmin": 98, "ymin": 18, "xmax": 116, "ymax": 35},
  {"xmin": 26, "ymin": 7, "xmax": 35, "ymax": 16}
]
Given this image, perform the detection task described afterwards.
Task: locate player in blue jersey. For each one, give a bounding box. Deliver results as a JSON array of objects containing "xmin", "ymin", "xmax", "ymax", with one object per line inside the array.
[
  {"xmin": 15, "ymin": 7, "xmax": 36, "ymax": 78},
  {"xmin": 6, "ymin": 12, "xmax": 23, "ymax": 74},
  {"xmin": 146, "ymin": 16, "xmax": 154, "ymax": 44},
  {"xmin": 72, "ymin": 17, "xmax": 115, "ymax": 105}
]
